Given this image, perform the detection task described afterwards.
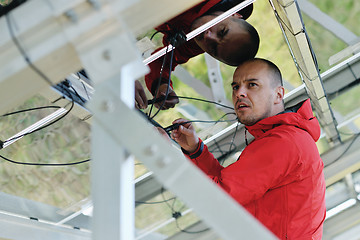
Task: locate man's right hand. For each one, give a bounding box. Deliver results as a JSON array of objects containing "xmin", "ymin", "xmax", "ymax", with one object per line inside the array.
[
  {"xmin": 153, "ymin": 84, "xmax": 179, "ymax": 110},
  {"xmin": 171, "ymin": 118, "xmax": 199, "ymax": 153}
]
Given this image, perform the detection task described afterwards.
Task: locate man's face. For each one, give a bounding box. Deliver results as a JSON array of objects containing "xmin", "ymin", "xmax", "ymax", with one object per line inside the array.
[
  {"xmin": 191, "ymin": 12, "xmax": 250, "ymax": 65},
  {"xmin": 231, "ymin": 61, "xmax": 282, "ymax": 126}
]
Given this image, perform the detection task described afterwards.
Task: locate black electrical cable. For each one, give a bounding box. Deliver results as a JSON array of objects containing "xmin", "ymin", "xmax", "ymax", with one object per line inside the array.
[
  {"xmin": 0, "ymin": 153, "xmax": 90, "ymax": 166},
  {"xmin": 0, "ymin": 106, "xmax": 61, "ymax": 117},
  {"xmin": 208, "ymin": 142, "xmax": 237, "ymax": 153},
  {"xmin": 324, "ymin": 133, "xmax": 360, "ymax": 168},
  {"xmin": 161, "ymin": 187, "xmax": 176, "ymax": 211},
  {"xmin": 148, "ymin": 44, "xmax": 170, "ymax": 118},
  {"xmin": 228, "ymin": 122, "xmax": 240, "ymax": 153},
  {"xmin": 2, "ymin": 12, "xmax": 91, "ymax": 166},
  {"xmin": 2, "ymin": 11, "xmax": 91, "ymax": 160},
  {"xmin": 135, "ymin": 197, "xmax": 177, "ymax": 205},
  {"xmin": 150, "ymin": 30, "xmax": 161, "ymax": 41},
  {"xmin": 2, "ymin": 94, "xmax": 74, "ymax": 145},
  {"xmin": 163, "ymin": 117, "xmax": 237, "ymax": 134},
  {"xmin": 148, "ymin": 95, "xmax": 234, "ymax": 110},
  {"xmin": 3, "ymin": 9, "xmax": 78, "ymax": 144},
  {"xmin": 272, "ymin": 9, "xmax": 318, "ymax": 82},
  {"xmin": 149, "ymin": 42, "xmax": 175, "ymax": 120},
  {"xmin": 160, "ymin": 187, "xmax": 210, "ymax": 234},
  {"xmin": 5, "ymin": 13, "xmax": 53, "ymax": 86},
  {"xmin": 214, "ymin": 139, "xmax": 225, "ymax": 156},
  {"xmin": 175, "ymin": 220, "xmax": 210, "ymax": 234}
]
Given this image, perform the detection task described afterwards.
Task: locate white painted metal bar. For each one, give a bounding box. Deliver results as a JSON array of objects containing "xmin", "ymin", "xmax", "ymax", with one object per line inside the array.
[
  {"xmin": 204, "ymin": 53, "xmax": 228, "ymax": 107},
  {"xmin": 0, "ymin": 211, "xmax": 90, "ymax": 240},
  {"xmin": 297, "ymin": 0, "xmax": 358, "ymax": 45},
  {"xmin": 136, "ymin": 209, "xmax": 193, "ymax": 240},
  {"xmin": 82, "ymin": 33, "xmax": 143, "ymax": 240},
  {"xmin": 2, "ymin": 108, "xmax": 67, "ymax": 148},
  {"xmin": 270, "ymin": 0, "xmax": 340, "ymax": 145},
  {"xmin": 143, "ymin": 0, "xmax": 255, "ymax": 65}
]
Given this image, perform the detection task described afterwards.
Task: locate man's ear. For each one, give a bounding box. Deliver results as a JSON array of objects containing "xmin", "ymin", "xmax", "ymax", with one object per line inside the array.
[
  {"xmin": 274, "ymin": 86, "xmax": 285, "ymax": 104},
  {"xmin": 232, "ymin": 13, "xmax": 243, "ymax": 19}
]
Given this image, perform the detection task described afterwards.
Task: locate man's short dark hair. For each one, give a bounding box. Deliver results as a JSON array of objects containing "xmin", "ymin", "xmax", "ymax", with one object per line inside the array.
[
  {"xmin": 206, "ymin": 0, "xmax": 254, "ymax": 20},
  {"xmin": 245, "ymin": 58, "xmax": 283, "ymax": 87}
]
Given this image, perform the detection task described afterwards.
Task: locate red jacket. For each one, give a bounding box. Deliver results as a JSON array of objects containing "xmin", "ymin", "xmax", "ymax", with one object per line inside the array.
[
  {"xmin": 145, "ymin": 0, "xmax": 252, "ymax": 94},
  {"xmin": 184, "ymin": 99, "xmax": 326, "ymax": 239}
]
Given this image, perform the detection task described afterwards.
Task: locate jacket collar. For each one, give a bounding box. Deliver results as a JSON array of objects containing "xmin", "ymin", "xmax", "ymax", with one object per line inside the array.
[{"xmin": 245, "ymin": 99, "xmax": 321, "ymax": 141}]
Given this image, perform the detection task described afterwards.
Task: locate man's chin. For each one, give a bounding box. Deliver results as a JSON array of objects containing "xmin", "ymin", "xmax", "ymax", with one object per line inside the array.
[{"xmin": 237, "ymin": 116, "xmax": 256, "ymax": 126}]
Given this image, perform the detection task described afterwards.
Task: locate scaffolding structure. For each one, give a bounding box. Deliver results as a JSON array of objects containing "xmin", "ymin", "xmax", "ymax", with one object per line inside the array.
[{"xmin": 0, "ymin": 0, "xmax": 360, "ymax": 239}]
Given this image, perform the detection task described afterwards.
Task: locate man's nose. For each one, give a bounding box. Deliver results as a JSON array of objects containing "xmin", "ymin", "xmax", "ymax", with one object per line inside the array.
[
  {"xmin": 203, "ymin": 29, "xmax": 219, "ymax": 43},
  {"xmin": 234, "ymin": 87, "xmax": 247, "ymax": 98}
]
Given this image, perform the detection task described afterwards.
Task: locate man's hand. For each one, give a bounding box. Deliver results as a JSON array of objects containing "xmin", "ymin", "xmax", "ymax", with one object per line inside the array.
[
  {"xmin": 154, "ymin": 84, "xmax": 179, "ymax": 110},
  {"xmin": 135, "ymin": 80, "xmax": 148, "ymax": 109},
  {"xmin": 171, "ymin": 118, "xmax": 199, "ymax": 153}
]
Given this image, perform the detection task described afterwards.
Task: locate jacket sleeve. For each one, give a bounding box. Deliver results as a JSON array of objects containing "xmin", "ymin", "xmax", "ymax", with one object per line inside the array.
[
  {"xmin": 186, "ymin": 135, "xmax": 304, "ymax": 206},
  {"xmin": 145, "ymin": 40, "xmax": 204, "ymax": 95},
  {"xmin": 183, "ymin": 139, "xmax": 225, "ymax": 176}
]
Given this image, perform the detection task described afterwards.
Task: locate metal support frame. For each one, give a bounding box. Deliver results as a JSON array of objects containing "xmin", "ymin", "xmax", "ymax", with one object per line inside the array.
[
  {"xmin": 204, "ymin": 53, "xmax": 229, "ymax": 107},
  {"xmin": 2, "ymin": 0, "xmax": 359, "ymax": 239},
  {"xmin": 2, "ymin": 0, "xmax": 279, "ymax": 239},
  {"xmin": 270, "ymin": 0, "xmax": 341, "ymax": 146},
  {"xmin": 0, "ymin": 0, "xmax": 202, "ymax": 114}
]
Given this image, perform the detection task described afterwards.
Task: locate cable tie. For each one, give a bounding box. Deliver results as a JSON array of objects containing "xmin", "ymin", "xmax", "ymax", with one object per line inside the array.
[{"xmin": 172, "ymin": 211, "xmax": 182, "ymax": 219}]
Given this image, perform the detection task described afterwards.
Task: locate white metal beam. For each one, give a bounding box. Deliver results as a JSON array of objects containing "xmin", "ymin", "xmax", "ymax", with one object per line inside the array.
[
  {"xmin": 204, "ymin": 53, "xmax": 229, "ymax": 108},
  {"xmin": 297, "ymin": 0, "xmax": 358, "ymax": 46},
  {"xmin": 270, "ymin": 0, "xmax": 341, "ymax": 145},
  {"xmin": 0, "ymin": 211, "xmax": 90, "ymax": 240}
]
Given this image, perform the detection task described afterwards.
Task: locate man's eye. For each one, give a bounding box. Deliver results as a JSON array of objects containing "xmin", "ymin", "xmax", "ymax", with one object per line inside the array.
[
  {"xmin": 249, "ymin": 83, "xmax": 257, "ymax": 87},
  {"xmin": 232, "ymin": 85, "xmax": 239, "ymax": 90},
  {"xmin": 218, "ymin": 27, "xmax": 228, "ymax": 37}
]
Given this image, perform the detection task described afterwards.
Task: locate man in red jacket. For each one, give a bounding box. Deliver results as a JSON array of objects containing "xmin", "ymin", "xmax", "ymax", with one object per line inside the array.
[
  {"xmin": 136, "ymin": 0, "xmax": 259, "ymax": 110},
  {"xmin": 168, "ymin": 58, "xmax": 326, "ymax": 239}
]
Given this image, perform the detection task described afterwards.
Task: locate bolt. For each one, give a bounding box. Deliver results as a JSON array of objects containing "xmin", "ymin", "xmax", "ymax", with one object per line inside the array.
[
  {"xmin": 103, "ymin": 50, "xmax": 111, "ymax": 61},
  {"xmin": 65, "ymin": 9, "xmax": 78, "ymax": 23},
  {"xmin": 88, "ymin": 0, "xmax": 101, "ymax": 10},
  {"xmin": 144, "ymin": 145, "xmax": 158, "ymax": 156},
  {"xmin": 100, "ymin": 100, "xmax": 114, "ymax": 112},
  {"xmin": 156, "ymin": 157, "xmax": 171, "ymax": 168}
]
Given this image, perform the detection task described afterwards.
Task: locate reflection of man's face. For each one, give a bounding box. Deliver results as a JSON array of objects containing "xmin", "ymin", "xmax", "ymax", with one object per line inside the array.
[
  {"xmin": 231, "ymin": 61, "xmax": 283, "ymax": 126},
  {"xmin": 191, "ymin": 12, "xmax": 250, "ymax": 66}
]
